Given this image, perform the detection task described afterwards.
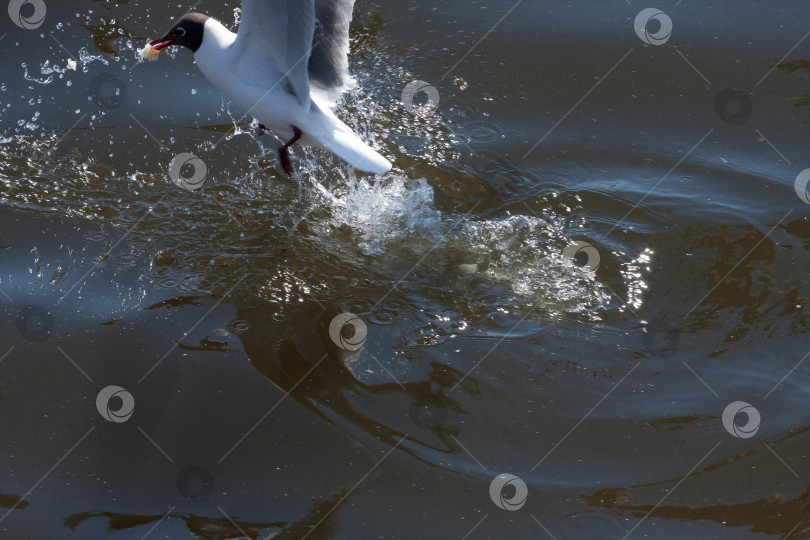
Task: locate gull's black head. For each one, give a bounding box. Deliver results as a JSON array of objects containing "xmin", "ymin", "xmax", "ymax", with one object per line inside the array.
[{"xmin": 150, "ymin": 13, "xmax": 209, "ymax": 53}]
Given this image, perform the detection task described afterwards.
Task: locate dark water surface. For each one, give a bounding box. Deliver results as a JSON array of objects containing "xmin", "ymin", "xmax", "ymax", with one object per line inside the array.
[{"xmin": 2, "ymin": 0, "xmax": 810, "ymax": 538}]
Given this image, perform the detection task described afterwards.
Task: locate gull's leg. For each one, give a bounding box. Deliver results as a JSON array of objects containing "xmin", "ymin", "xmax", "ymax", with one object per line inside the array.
[{"xmin": 278, "ymin": 126, "xmax": 303, "ymax": 177}]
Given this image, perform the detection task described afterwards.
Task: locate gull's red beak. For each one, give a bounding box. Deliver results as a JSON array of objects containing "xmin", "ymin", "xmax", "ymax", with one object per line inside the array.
[{"xmin": 149, "ymin": 38, "xmax": 174, "ymax": 51}]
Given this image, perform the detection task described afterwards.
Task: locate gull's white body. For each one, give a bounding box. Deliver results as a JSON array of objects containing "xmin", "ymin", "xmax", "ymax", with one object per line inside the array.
[{"xmin": 194, "ymin": 17, "xmax": 391, "ymax": 174}]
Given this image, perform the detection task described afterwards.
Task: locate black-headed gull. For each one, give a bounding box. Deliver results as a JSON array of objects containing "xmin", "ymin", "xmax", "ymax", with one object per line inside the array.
[{"xmin": 146, "ymin": 1, "xmax": 392, "ymax": 176}]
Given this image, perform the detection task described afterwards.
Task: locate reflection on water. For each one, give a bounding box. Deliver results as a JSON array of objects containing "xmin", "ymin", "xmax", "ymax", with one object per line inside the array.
[
  {"xmin": 65, "ymin": 494, "xmax": 346, "ymax": 539},
  {"xmin": 237, "ymin": 302, "xmax": 469, "ymax": 462},
  {"xmin": 2, "ymin": 0, "xmax": 810, "ymax": 538},
  {"xmin": 775, "ymin": 60, "xmax": 810, "ymax": 112}
]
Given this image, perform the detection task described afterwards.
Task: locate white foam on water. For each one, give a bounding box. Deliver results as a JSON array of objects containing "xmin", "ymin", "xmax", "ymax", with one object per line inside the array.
[
  {"xmin": 304, "ymin": 169, "xmax": 611, "ymax": 316},
  {"xmin": 317, "ymin": 173, "xmax": 442, "ymax": 256}
]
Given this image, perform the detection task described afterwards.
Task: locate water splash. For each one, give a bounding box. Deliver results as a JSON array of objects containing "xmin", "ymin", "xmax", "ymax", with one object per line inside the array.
[{"xmin": 0, "ymin": 12, "xmax": 625, "ymax": 333}]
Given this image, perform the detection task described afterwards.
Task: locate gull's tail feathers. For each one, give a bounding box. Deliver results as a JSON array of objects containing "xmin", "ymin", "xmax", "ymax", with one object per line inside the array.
[
  {"xmin": 303, "ymin": 105, "xmax": 392, "ymax": 175},
  {"xmin": 310, "ymin": 78, "xmax": 356, "ymax": 110}
]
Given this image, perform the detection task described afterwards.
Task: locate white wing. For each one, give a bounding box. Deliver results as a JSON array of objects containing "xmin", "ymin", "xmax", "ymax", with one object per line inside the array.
[
  {"xmin": 234, "ymin": 0, "xmax": 316, "ymax": 109},
  {"xmin": 309, "ymin": 0, "xmax": 356, "ymax": 105}
]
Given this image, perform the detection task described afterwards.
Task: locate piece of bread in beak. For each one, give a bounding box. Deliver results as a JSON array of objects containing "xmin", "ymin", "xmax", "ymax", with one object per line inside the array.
[{"xmin": 138, "ymin": 42, "xmax": 161, "ymax": 61}]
